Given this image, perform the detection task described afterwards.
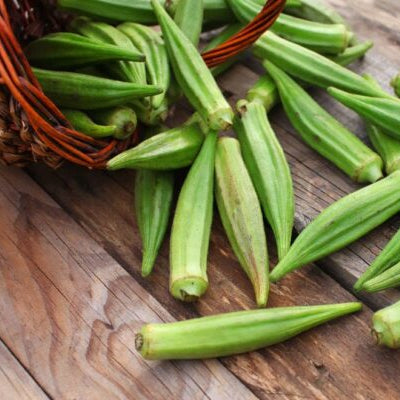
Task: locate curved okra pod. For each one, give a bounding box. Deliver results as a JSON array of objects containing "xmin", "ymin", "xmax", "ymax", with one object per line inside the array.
[
  {"xmin": 328, "ymin": 87, "xmax": 400, "ymax": 141},
  {"xmin": 392, "ymin": 74, "xmax": 400, "ymax": 97},
  {"xmin": 135, "ymin": 167, "xmax": 175, "ymax": 277},
  {"xmin": 62, "ymin": 109, "xmax": 117, "ymax": 138},
  {"xmin": 264, "ymin": 61, "xmax": 383, "ymax": 183},
  {"xmin": 372, "ymin": 301, "xmax": 400, "ymax": 349},
  {"xmin": 25, "ymin": 32, "xmax": 144, "ymax": 70},
  {"xmin": 107, "ymin": 121, "xmax": 204, "ymax": 170},
  {"xmin": 151, "ymin": 0, "xmax": 234, "ymax": 131},
  {"xmin": 215, "ymin": 137, "xmax": 269, "ymax": 307},
  {"xmin": 270, "ymin": 171, "xmax": 400, "ymax": 283},
  {"xmin": 170, "ymin": 131, "xmax": 217, "ymax": 302},
  {"xmin": 363, "ymin": 262, "xmax": 400, "ymax": 293},
  {"xmin": 354, "ymin": 228, "xmax": 400, "ymax": 291},
  {"xmin": 33, "ymin": 68, "xmax": 161, "ymax": 110},
  {"xmin": 329, "ymin": 41, "xmax": 373, "ymax": 66},
  {"xmin": 253, "ymin": 32, "xmax": 389, "ymax": 97},
  {"xmin": 136, "ymin": 302, "xmax": 362, "ymax": 359},
  {"xmin": 235, "ymin": 101, "xmax": 294, "ymax": 260}
]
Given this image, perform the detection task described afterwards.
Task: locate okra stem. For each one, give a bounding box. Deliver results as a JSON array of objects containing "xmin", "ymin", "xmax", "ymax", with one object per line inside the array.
[{"xmin": 372, "ymin": 301, "xmax": 400, "ymax": 349}]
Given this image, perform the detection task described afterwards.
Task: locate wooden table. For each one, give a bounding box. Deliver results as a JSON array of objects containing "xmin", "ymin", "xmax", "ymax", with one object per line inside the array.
[{"xmin": 1, "ymin": 1, "xmax": 400, "ymax": 399}]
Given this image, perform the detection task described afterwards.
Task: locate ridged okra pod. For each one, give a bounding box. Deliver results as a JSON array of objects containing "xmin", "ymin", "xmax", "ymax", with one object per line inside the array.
[
  {"xmin": 329, "ymin": 41, "xmax": 373, "ymax": 66},
  {"xmin": 270, "ymin": 171, "xmax": 400, "ymax": 283},
  {"xmin": 363, "ymin": 262, "xmax": 400, "ymax": 293},
  {"xmin": 136, "ymin": 302, "xmax": 362, "ymax": 359},
  {"xmin": 90, "ymin": 106, "xmax": 137, "ymax": 140},
  {"xmin": 33, "ymin": 68, "xmax": 161, "ymax": 110},
  {"xmin": 173, "ymin": 0, "xmax": 204, "ymax": 47},
  {"xmin": 135, "ymin": 167, "xmax": 174, "ymax": 277},
  {"xmin": 392, "ymin": 74, "xmax": 400, "ymax": 98},
  {"xmin": 58, "ymin": 0, "xmax": 165, "ymax": 24},
  {"xmin": 328, "ymin": 88, "xmax": 400, "ymax": 141},
  {"xmin": 372, "ymin": 301, "xmax": 400, "ymax": 349},
  {"xmin": 264, "ymin": 61, "xmax": 383, "ymax": 183},
  {"xmin": 151, "ymin": 0, "xmax": 234, "ymax": 131},
  {"xmin": 366, "ymin": 123, "xmax": 400, "ymax": 175},
  {"xmin": 354, "ymin": 228, "xmax": 400, "ymax": 291},
  {"xmin": 107, "ymin": 121, "xmax": 204, "ymax": 170},
  {"xmin": 253, "ymin": 32, "xmax": 389, "ymax": 97},
  {"xmin": 62, "ymin": 109, "xmax": 117, "ymax": 138},
  {"xmin": 215, "ymin": 137, "xmax": 269, "ymax": 307},
  {"xmin": 25, "ymin": 32, "xmax": 144, "ymax": 70},
  {"xmin": 235, "ymin": 101, "xmax": 294, "ymax": 260},
  {"xmin": 118, "ymin": 23, "xmax": 171, "ymax": 124},
  {"xmin": 170, "ymin": 131, "xmax": 217, "ymax": 302}
]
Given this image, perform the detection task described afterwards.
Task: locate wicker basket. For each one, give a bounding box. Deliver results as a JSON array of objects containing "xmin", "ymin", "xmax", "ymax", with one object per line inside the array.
[{"xmin": 0, "ymin": 0, "xmax": 285, "ymax": 169}]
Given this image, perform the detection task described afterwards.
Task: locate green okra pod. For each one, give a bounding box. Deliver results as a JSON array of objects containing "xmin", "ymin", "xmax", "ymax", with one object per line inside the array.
[
  {"xmin": 329, "ymin": 41, "xmax": 373, "ymax": 66},
  {"xmin": 151, "ymin": 0, "xmax": 234, "ymax": 131},
  {"xmin": 90, "ymin": 106, "xmax": 137, "ymax": 140},
  {"xmin": 215, "ymin": 137, "xmax": 269, "ymax": 307},
  {"xmin": 135, "ymin": 167, "xmax": 174, "ymax": 277},
  {"xmin": 25, "ymin": 32, "xmax": 144, "ymax": 70},
  {"xmin": 363, "ymin": 262, "xmax": 400, "ymax": 293},
  {"xmin": 62, "ymin": 109, "xmax": 117, "ymax": 138},
  {"xmin": 328, "ymin": 87, "xmax": 400, "ymax": 141},
  {"xmin": 253, "ymin": 32, "xmax": 389, "ymax": 97},
  {"xmin": 392, "ymin": 74, "xmax": 400, "ymax": 97},
  {"xmin": 264, "ymin": 61, "xmax": 383, "ymax": 183},
  {"xmin": 354, "ymin": 228, "xmax": 400, "ymax": 291},
  {"xmin": 235, "ymin": 101, "xmax": 294, "ymax": 260},
  {"xmin": 270, "ymin": 171, "xmax": 400, "ymax": 283},
  {"xmin": 107, "ymin": 121, "xmax": 204, "ymax": 170},
  {"xmin": 170, "ymin": 131, "xmax": 217, "ymax": 302},
  {"xmin": 173, "ymin": 0, "xmax": 204, "ymax": 47},
  {"xmin": 33, "ymin": 68, "xmax": 161, "ymax": 110},
  {"xmin": 245, "ymin": 74, "xmax": 279, "ymax": 113},
  {"xmin": 136, "ymin": 302, "xmax": 362, "ymax": 359},
  {"xmin": 372, "ymin": 301, "xmax": 400, "ymax": 349}
]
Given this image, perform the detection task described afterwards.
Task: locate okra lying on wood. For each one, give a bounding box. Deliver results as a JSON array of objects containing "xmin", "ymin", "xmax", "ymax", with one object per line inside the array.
[
  {"xmin": 151, "ymin": 0, "xmax": 234, "ymax": 131},
  {"xmin": 235, "ymin": 101, "xmax": 294, "ymax": 260},
  {"xmin": 107, "ymin": 121, "xmax": 204, "ymax": 170},
  {"xmin": 136, "ymin": 302, "xmax": 362, "ymax": 359},
  {"xmin": 363, "ymin": 262, "xmax": 400, "ymax": 293},
  {"xmin": 25, "ymin": 32, "xmax": 144, "ymax": 70},
  {"xmin": 264, "ymin": 61, "xmax": 383, "ymax": 184},
  {"xmin": 33, "ymin": 68, "xmax": 162, "ymax": 110},
  {"xmin": 215, "ymin": 137, "xmax": 269, "ymax": 307},
  {"xmin": 328, "ymin": 87, "xmax": 400, "ymax": 141},
  {"xmin": 270, "ymin": 171, "xmax": 400, "ymax": 283},
  {"xmin": 170, "ymin": 131, "xmax": 217, "ymax": 302},
  {"xmin": 372, "ymin": 301, "xmax": 400, "ymax": 349},
  {"xmin": 253, "ymin": 32, "xmax": 388, "ymax": 97},
  {"xmin": 354, "ymin": 228, "xmax": 400, "ymax": 291}
]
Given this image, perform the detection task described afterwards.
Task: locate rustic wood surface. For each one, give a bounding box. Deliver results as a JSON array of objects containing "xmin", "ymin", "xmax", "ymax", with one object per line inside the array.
[{"xmin": 1, "ymin": 0, "xmax": 400, "ymax": 399}]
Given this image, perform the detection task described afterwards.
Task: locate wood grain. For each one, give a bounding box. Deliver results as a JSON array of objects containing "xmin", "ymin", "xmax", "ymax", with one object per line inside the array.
[{"xmin": 0, "ymin": 341, "xmax": 49, "ymax": 400}]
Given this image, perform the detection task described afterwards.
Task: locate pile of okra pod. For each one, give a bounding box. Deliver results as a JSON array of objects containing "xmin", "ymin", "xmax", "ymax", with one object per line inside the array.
[{"xmin": 28, "ymin": 0, "xmax": 400, "ymax": 359}]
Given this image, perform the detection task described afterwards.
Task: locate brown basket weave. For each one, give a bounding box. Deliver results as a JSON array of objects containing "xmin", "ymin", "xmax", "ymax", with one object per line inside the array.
[{"xmin": 0, "ymin": 0, "xmax": 285, "ymax": 169}]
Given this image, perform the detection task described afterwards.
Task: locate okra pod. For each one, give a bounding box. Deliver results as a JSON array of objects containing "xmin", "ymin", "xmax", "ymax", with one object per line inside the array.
[
  {"xmin": 329, "ymin": 41, "xmax": 373, "ymax": 66},
  {"xmin": 245, "ymin": 74, "xmax": 279, "ymax": 113},
  {"xmin": 253, "ymin": 32, "xmax": 389, "ymax": 97},
  {"xmin": 264, "ymin": 61, "xmax": 383, "ymax": 183},
  {"xmin": 25, "ymin": 32, "xmax": 144, "ymax": 70},
  {"xmin": 392, "ymin": 74, "xmax": 400, "ymax": 98},
  {"xmin": 136, "ymin": 302, "xmax": 362, "ymax": 359},
  {"xmin": 33, "ymin": 68, "xmax": 162, "ymax": 110},
  {"xmin": 354, "ymin": 228, "xmax": 400, "ymax": 291},
  {"xmin": 62, "ymin": 109, "xmax": 117, "ymax": 138},
  {"xmin": 90, "ymin": 106, "xmax": 137, "ymax": 140},
  {"xmin": 107, "ymin": 121, "xmax": 204, "ymax": 170},
  {"xmin": 235, "ymin": 101, "xmax": 294, "ymax": 260},
  {"xmin": 270, "ymin": 171, "xmax": 400, "ymax": 283},
  {"xmin": 170, "ymin": 131, "xmax": 217, "ymax": 302},
  {"xmin": 372, "ymin": 301, "xmax": 400, "ymax": 349},
  {"xmin": 173, "ymin": 0, "xmax": 204, "ymax": 47},
  {"xmin": 215, "ymin": 137, "xmax": 269, "ymax": 307},
  {"xmin": 328, "ymin": 87, "xmax": 400, "ymax": 141},
  {"xmin": 135, "ymin": 167, "xmax": 174, "ymax": 277},
  {"xmin": 366, "ymin": 123, "xmax": 400, "ymax": 175},
  {"xmin": 151, "ymin": 0, "xmax": 234, "ymax": 131},
  {"xmin": 363, "ymin": 262, "xmax": 400, "ymax": 293}
]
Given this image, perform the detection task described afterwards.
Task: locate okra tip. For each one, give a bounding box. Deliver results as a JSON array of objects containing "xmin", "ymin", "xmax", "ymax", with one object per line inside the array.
[
  {"xmin": 208, "ymin": 108, "xmax": 235, "ymax": 132},
  {"xmin": 170, "ymin": 277, "xmax": 209, "ymax": 302}
]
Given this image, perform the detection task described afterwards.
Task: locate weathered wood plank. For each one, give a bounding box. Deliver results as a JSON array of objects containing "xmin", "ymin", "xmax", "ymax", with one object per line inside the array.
[
  {"xmin": 0, "ymin": 166, "xmax": 255, "ymax": 400},
  {"xmin": 27, "ymin": 162, "xmax": 400, "ymax": 399},
  {"xmin": 0, "ymin": 341, "xmax": 49, "ymax": 400}
]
